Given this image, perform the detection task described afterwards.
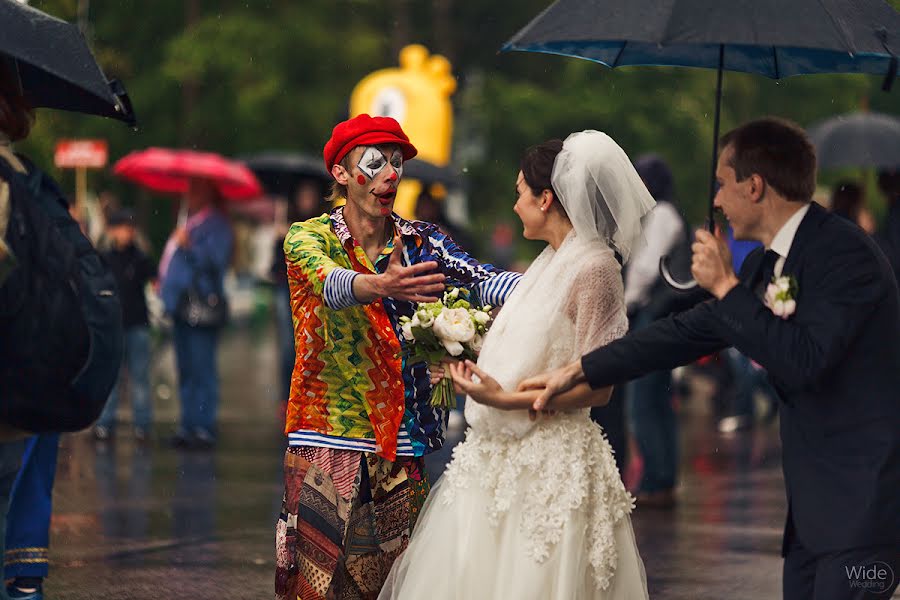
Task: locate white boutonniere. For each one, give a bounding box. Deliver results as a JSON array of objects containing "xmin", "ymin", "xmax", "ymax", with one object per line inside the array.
[{"xmin": 764, "ymin": 275, "xmax": 798, "ymax": 319}]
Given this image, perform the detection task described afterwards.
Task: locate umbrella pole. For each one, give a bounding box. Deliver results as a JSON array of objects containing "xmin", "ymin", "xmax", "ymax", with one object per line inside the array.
[
  {"xmin": 658, "ymin": 45, "xmax": 724, "ymax": 291},
  {"xmin": 177, "ymin": 198, "xmax": 188, "ymax": 229},
  {"xmin": 707, "ymin": 45, "xmax": 724, "ymax": 233}
]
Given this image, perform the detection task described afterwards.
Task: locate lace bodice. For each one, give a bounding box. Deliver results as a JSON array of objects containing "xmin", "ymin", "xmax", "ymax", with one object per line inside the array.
[
  {"xmin": 443, "ymin": 233, "xmax": 633, "ymax": 591},
  {"xmin": 463, "ymin": 233, "xmax": 628, "ymax": 437}
]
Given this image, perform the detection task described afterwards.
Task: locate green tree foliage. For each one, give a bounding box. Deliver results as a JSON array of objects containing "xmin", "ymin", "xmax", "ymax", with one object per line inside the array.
[{"xmin": 15, "ymin": 0, "xmax": 900, "ymax": 256}]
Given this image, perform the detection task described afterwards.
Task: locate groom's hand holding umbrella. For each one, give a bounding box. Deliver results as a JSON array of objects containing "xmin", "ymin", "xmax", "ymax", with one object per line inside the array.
[{"xmin": 691, "ymin": 229, "xmax": 739, "ymax": 300}]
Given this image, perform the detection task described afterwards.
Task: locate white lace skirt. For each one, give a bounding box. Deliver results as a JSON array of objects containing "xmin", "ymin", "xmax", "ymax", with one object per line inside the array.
[{"xmin": 379, "ymin": 417, "xmax": 649, "ymax": 600}]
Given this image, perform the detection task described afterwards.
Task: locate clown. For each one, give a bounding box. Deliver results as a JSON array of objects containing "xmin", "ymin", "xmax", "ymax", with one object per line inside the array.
[{"xmin": 275, "ymin": 114, "xmax": 521, "ymax": 600}]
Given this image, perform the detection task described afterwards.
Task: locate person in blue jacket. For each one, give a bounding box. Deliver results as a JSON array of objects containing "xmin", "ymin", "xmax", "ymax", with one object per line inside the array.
[{"xmin": 159, "ymin": 178, "xmax": 233, "ymax": 449}]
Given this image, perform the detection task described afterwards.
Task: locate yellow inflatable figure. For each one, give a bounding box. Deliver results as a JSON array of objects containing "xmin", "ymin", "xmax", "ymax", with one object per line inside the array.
[{"xmin": 349, "ymin": 44, "xmax": 456, "ymax": 218}]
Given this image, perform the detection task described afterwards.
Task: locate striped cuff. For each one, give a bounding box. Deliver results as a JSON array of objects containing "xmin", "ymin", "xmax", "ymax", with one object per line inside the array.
[
  {"xmin": 478, "ymin": 272, "xmax": 522, "ymax": 307},
  {"xmin": 323, "ymin": 268, "xmax": 360, "ymax": 310},
  {"xmin": 287, "ymin": 429, "xmax": 417, "ymax": 456}
]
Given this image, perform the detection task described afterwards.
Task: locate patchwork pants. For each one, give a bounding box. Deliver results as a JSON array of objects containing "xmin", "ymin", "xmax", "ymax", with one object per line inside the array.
[{"xmin": 275, "ymin": 446, "xmax": 429, "ymax": 600}]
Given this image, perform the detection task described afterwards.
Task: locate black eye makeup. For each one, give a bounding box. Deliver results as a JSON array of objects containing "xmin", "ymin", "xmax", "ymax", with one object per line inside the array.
[{"xmin": 358, "ymin": 146, "xmax": 388, "ymax": 180}]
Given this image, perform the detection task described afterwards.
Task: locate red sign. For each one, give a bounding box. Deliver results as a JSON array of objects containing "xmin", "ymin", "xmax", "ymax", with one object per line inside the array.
[{"xmin": 54, "ymin": 139, "xmax": 108, "ymax": 169}]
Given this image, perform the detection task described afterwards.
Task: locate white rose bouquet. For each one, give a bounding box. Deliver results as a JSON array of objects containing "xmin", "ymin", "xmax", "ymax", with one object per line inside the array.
[{"xmin": 399, "ymin": 286, "xmax": 492, "ymax": 409}]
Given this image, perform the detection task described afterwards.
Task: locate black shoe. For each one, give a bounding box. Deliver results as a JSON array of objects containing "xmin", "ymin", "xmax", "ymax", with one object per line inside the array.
[
  {"xmin": 635, "ymin": 489, "xmax": 677, "ymax": 509},
  {"xmin": 191, "ymin": 428, "xmax": 216, "ymax": 450},
  {"xmin": 169, "ymin": 433, "xmax": 192, "ymax": 448},
  {"xmin": 7, "ymin": 578, "xmax": 43, "ymax": 600}
]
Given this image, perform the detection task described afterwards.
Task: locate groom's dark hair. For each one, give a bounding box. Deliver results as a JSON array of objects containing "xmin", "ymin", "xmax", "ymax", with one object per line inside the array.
[
  {"xmin": 521, "ymin": 139, "xmax": 564, "ymax": 199},
  {"xmin": 720, "ymin": 118, "xmax": 816, "ymax": 203}
]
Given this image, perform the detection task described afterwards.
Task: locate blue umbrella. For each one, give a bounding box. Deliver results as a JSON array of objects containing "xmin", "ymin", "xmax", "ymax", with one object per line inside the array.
[{"xmin": 503, "ymin": 0, "xmax": 899, "ymax": 288}]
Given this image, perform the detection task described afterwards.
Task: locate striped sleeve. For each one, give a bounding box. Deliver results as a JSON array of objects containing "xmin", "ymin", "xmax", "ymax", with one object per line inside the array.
[
  {"xmin": 478, "ymin": 271, "xmax": 522, "ymax": 307},
  {"xmin": 284, "ymin": 219, "xmax": 361, "ymax": 310},
  {"xmin": 323, "ymin": 268, "xmax": 360, "ymax": 310},
  {"xmin": 421, "ymin": 223, "xmax": 522, "ymax": 308}
]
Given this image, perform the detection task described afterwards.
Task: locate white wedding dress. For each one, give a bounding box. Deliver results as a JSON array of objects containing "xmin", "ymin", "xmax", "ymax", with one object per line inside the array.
[{"xmin": 379, "ymin": 231, "xmax": 650, "ymax": 599}]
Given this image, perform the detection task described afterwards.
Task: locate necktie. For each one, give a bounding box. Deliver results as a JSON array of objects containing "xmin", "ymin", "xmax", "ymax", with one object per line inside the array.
[{"xmin": 755, "ymin": 249, "xmax": 780, "ymax": 299}]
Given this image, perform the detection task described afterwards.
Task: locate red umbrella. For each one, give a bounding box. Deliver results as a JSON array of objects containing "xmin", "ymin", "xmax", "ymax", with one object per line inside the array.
[{"xmin": 113, "ymin": 147, "xmax": 263, "ymax": 200}]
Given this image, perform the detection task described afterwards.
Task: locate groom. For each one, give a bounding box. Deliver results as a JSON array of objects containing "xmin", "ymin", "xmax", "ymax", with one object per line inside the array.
[{"xmin": 521, "ymin": 118, "xmax": 900, "ymax": 600}]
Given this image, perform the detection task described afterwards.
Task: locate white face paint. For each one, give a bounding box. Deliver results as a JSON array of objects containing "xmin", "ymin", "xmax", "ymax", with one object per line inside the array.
[{"xmin": 356, "ymin": 146, "xmax": 404, "ymax": 181}]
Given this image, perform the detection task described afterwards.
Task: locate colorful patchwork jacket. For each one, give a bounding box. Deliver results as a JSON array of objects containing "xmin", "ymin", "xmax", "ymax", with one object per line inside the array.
[{"xmin": 283, "ymin": 207, "xmax": 520, "ymax": 460}]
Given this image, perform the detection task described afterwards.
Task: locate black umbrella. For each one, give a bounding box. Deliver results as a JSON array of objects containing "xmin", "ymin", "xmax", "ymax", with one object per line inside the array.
[
  {"xmin": 1, "ymin": 0, "xmax": 135, "ymax": 125},
  {"xmin": 404, "ymin": 159, "xmax": 462, "ymax": 187},
  {"xmin": 241, "ymin": 152, "xmax": 331, "ymax": 198},
  {"xmin": 808, "ymin": 111, "xmax": 900, "ymax": 170},
  {"xmin": 504, "ymin": 0, "xmax": 900, "ymax": 288},
  {"xmin": 242, "ymin": 152, "xmax": 330, "ymax": 179}
]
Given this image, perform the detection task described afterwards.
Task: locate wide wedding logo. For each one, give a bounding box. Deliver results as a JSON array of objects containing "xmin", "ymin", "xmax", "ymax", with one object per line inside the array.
[{"xmin": 844, "ymin": 562, "xmax": 895, "ymax": 594}]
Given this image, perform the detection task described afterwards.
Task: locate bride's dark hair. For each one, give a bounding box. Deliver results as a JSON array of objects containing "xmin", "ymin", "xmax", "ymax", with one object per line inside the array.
[{"xmin": 520, "ymin": 139, "xmax": 563, "ymax": 198}]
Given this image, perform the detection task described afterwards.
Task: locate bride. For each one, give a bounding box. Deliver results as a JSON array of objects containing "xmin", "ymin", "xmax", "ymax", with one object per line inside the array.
[{"xmin": 378, "ymin": 131, "xmax": 655, "ymax": 599}]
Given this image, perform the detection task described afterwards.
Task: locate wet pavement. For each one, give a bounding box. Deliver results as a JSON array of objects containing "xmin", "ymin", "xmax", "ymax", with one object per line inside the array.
[{"xmin": 33, "ymin": 325, "xmax": 845, "ymax": 598}]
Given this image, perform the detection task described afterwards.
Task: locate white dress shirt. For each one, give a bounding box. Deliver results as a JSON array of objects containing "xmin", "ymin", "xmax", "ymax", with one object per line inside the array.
[{"xmin": 767, "ymin": 203, "xmax": 811, "ymax": 277}]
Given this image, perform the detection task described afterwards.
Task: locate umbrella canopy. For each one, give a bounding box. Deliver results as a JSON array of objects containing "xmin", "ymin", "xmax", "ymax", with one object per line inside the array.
[
  {"xmin": 404, "ymin": 159, "xmax": 462, "ymax": 187},
  {"xmin": 114, "ymin": 148, "xmax": 263, "ymax": 201},
  {"xmin": 503, "ymin": 0, "xmax": 900, "ymax": 288},
  {"xmin": 0, "ymin": 0, "xmax": 135, "ymax": 125},
  {"xmin": 504, "ymin": 0, "xmax": 899, "ymax": 81},
  {"xmin": 241, "ymin": 152, "xmax": 331, "ymax": 197},
  {"xmin": 808, "ymin": 111, "xmax": 900, "ymax": 169},
  {"xmin": 242, "ymin": 152, "xmax": 330, "ymax": 180}
]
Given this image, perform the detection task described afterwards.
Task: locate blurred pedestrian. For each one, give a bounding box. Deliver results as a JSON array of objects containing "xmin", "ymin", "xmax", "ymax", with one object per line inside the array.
[
  {"xmin": 4, "ymin": 433, "xmax": 58, "ymax": 600},
  {"xmin": 414, "ymin": 186, "xmax": 476, "ymax": 253},
  {"xmin": 621, "ymin": 153, "xmax": 702, "ymax": 508},
  {"xmin": 876, "ymin": 167, "xmax": 900, "ymax": 284},
  {"xmin": 829, "ymin": 180, "xmax": 872, "ymax": 232},
  {"xmin": 94, "ymin": 209, "xmax": 156, "ymax": 442},
  {"xmin": 488, "ymin": 221, "xmax": 516, "ymax": 270},
  {"xmin": 1, "ymin": 58, "xmax": 123, "ymax": 600},
  {"xmin": 0, "ymin": 60, "xmax": 32, "ymax": 600},
  {"xmin": 159, "ymin": 178, "xmax": 234, "ymax": 449},
  {"xmin": 270, "ymin": 179, "xmax": 327, "ymax": 414},
  {"xmin": 716, "ymin": 228, "xmax": 779, "ymax": 433},
  {"xmin": 1, "ymin": 33, "xmax": 127, "ymax": 594}
]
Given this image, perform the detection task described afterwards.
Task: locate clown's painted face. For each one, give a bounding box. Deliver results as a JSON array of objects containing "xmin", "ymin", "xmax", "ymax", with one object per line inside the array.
[
  {"xmin": 344, "ymin": 144, "xmax": 404, "ymax": 217},
  {"xmin": 357, "ymin": 146, "xmax": 404, "ymax": 180}
]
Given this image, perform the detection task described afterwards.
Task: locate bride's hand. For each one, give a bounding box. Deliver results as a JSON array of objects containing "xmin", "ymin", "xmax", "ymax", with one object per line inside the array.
[{"xmin": 449, "ymin": 360, "xmax": 503, "ymax": 407}]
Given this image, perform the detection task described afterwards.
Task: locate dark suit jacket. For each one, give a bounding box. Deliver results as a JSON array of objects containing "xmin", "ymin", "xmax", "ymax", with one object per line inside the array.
[{"xmin": 582, "ymin": 202, "xmax": 900, "ymax": 554}]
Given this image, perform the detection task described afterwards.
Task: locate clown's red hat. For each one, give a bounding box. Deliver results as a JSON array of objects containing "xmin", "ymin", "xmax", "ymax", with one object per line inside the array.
[{"xmin": 323, "ymin": 114, "xmax": 418, "ymax": 173}]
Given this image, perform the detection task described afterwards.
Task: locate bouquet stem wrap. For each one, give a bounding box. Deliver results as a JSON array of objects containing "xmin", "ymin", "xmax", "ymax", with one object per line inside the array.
[{"xmin": 430, "ymin": 370, "xmax": 456, "ymax": 409}]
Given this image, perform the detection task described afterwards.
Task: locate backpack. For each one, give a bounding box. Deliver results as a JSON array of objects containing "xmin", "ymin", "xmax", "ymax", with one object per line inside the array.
[
  {"xmin": 0, "ymin": 153, "xmax": 123, "ymax": 432},
  {"xmin": 642, "ymin": 208, "xmax": 710, "ymax": 320}
]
